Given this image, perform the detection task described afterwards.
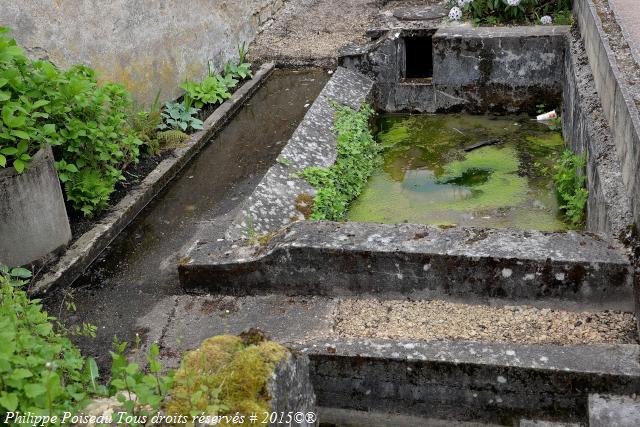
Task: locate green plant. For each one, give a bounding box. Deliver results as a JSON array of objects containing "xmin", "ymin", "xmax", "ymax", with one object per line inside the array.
[
  {"xmin": 108, "ymin": 340, "xmax": 173, "ymax": 425},
  {"xmin": 46, "ymin": 65, "xmax": 143, "ymax": 216},
  {"xmin": 0, "ymin": 265, "xmax": 92, "ymax": 419},
  {"xmin": 0, "ymin": 27, "xmax": 144, "ymax": 216},
  {"xmin": 554, "ymin": 149, "xmax": 588, "ymax": 227},
  {"xmin": 0, "ymin": 28, "xmax": 57, "ymax": 172},
  {"xmin": 157, "ymin": 129, "xmax": 190, "ymax": 149},
  {"xmin": 302, "ymin": 102, "xmax": 379, "ymax": 220},
  {"xmin": 130, "ymin": 90, "xmax": 162, "ymax": 155},
  {"xmin": 181, "ymin": 74, "xmax": 234, "ymax": 108},
  {"xmin": 458, "ymin": 0, "xmax": 572, "ymax": 26},
  {"xmin": 159, "ymin": 101, "xmax": 203, "ymax": 132}
]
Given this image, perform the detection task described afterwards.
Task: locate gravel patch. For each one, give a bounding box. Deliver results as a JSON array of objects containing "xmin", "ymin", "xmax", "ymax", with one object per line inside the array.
[
  {"xmin": 335, "ymin": 298, "xmax": 638, "ymax": 345},
  {"xmin": 250, "ymin": 0, "xmax": 383, "ymax": 68}
]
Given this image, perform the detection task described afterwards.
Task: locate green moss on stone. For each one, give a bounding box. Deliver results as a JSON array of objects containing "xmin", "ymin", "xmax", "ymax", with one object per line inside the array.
[{"xmin": 165, "ymin": 335, "xmax": 288, "ymax": 424}]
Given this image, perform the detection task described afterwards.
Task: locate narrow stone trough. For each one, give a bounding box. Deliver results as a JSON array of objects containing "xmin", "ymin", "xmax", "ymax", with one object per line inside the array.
[{"xmin": 178, "ymin": 18, "xmax": 640, "ymax": 426}]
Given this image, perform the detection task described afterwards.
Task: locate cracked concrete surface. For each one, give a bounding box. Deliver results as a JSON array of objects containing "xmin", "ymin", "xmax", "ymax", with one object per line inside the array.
[{"xmin": 249, "ymin": 0, "xmax": 383, "ymax": 68}]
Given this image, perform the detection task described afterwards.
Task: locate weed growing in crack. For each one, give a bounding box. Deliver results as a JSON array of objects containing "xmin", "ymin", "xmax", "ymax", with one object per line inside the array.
[{"xmin": 554, "ymin": 149, "xmax": 588, "ymax": 227}]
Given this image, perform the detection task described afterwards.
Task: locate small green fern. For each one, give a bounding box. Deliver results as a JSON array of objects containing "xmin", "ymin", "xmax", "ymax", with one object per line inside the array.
[{"xmin": 157, "ymin": 130, "xmax": 190, "ymax": 149}]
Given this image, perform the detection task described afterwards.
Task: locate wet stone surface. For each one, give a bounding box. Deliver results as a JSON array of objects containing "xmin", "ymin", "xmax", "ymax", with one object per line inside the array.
[{"xmin": 42, "ymin": 69, "xmax": 330, "ymax": 368}]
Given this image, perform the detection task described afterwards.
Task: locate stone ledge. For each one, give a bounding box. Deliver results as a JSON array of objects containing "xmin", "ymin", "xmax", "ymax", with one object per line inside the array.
[
  {"xmin": 180, "ymin": 221, "xmax": 633, "ymax": 306},
  {"xmin": 293, "ymin": 337, "xmax": 640, "ymax": 424},
  {"xmin": 29, "ymin": 63, "xmax": 275, "ymax": 296}
]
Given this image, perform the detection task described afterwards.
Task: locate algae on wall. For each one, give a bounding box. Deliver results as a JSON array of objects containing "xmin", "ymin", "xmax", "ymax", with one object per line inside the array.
[{"xmin": 0, "ymin": 0, "xmax": 284, "ymax": 104}]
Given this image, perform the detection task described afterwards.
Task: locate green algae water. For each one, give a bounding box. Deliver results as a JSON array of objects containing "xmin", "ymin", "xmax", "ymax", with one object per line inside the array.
[{"xmin": 347, "ymin": 114, "xmax": 568, "ymax": 231}]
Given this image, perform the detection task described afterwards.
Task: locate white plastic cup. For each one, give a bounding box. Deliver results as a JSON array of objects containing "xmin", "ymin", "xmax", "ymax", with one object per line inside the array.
[{"xmin": 537, "ymin": 110, "xmax": 557, "ymax": 121}]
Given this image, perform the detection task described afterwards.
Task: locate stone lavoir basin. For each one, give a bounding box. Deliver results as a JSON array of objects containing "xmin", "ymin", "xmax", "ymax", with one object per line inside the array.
[{"xmin": 347, "ymin": 113, "xmax": 568, "ymax": 231}]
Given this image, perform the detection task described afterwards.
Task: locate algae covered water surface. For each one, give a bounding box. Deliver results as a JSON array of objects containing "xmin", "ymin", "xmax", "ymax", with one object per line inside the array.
[{"xmin": 347, "ymin": 114, "xmax": 568, "ymax": 231}]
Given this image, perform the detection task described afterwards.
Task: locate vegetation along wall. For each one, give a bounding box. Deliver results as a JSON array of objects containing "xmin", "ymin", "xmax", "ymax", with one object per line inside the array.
[{"xmin": 0, "ymin": 0, "xmax": 284, "ymax": 104}]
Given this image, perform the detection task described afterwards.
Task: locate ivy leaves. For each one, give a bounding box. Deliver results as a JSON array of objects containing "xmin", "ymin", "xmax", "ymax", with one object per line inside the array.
[{"xmin": 302, "ymin": 103, "xmax": 379, "ymax": 221}]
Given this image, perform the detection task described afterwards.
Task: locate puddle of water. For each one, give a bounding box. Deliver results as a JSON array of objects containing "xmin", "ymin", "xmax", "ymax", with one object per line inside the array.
[
  {"xmin": 43, "ymin": 69, "xmax": 330, "ymax": 368},
  {"xmin": 347, "ymin": 114, "xmax": 568, "ymax": 231}
]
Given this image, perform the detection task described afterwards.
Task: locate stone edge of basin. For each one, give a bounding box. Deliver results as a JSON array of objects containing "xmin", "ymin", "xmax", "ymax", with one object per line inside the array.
[
  {"xmin": 29, "ymin": 63, "xmax": 276, "ymax": 296},
  {"xmin": 224, "ymin": 66, "xmax": 375, "ymax": 240},
  {"xmin": 291, "ymin": 337, "xmax": 640, "ymax": 378},
  {"xmin": 180, "ymin": 220, "xmax": 634, "ymax": 305}
]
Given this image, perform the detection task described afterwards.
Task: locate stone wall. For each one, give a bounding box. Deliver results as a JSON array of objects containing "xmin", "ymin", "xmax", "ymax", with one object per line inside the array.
[
  {"xmin": 562, "ymin": 29, "xmax": 633, "ymax": 237},
  {"xmin": 340, "ymin": 26, "xmax": 568, "ymax": 113},
  {"xmin": 0, "ymin": 0, "xmax": 284, "ymax": 104}
]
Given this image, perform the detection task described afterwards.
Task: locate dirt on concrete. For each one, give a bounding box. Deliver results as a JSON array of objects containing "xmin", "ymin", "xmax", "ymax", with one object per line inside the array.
[
  {"xmin": 335, "ymin": 298, "xmax": 638, "ymax": 345},
  {"xmin": 249, "ymin": 0, "xmax": 384, "ymax": 68}
]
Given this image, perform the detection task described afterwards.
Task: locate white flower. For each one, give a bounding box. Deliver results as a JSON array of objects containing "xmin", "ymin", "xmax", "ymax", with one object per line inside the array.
[
  {"xmin": 458, "ymin": 0, "xmax": 472, "ymax": 7},
  {"xmin": 505, "ymin": 0, "xmax": 520, "ymax": 6},
  {"xmin": 540, "ymin": 15, "xmax": 553, "ymax": 25},
  {"xmin": 449, "ymin": 6, "xmax": 463, "ymax": 21}
]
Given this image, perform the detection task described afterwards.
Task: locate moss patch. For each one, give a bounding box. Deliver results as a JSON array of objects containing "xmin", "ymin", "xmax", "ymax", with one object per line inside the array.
[
  {"xmin": 347, "ymin": 114, "xmax": 569, "ymax": 231},
  {"xmin": 166, "ymin": 334, "xmax": 288, "ymax": 424}
]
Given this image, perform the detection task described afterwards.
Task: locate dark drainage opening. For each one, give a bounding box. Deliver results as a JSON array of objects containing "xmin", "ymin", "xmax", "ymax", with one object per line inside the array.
[{"xmin": 404, "ymin": 36, "xmax": 433, "ymax": 79}]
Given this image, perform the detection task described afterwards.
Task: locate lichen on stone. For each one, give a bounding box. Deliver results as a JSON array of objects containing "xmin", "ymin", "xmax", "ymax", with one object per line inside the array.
[{"xmin": 165, "ymin": 332, "xmax": 288, "ymax": 424}]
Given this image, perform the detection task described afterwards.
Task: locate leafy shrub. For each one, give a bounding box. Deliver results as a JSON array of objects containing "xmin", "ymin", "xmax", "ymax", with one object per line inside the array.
[
  {"xmin": 108, "ymin": 341, "xmax": 173, "ymax": 424},
  {"xmin": 159, "ymin": 101, "xmax": 203, "ymax": 132},
  {"xmin": 181, "ymin": 74, "xmax": 235, "ymax": 109},
  {"xmin": 0, "ymin": 265, "xmax": 90, "ymax": 417},
  {"xmin": 0, "ymin": 28, "xmax": 57, "ymax": 172},
  {"xmin": 457, "ymin": 0, "xmax": 572, "ymax": 25},
  {"xmin": 554, "ymin": 149, "xmax": 588, "ymax": 227},
  {"xmin": 0, "ymin": 27, "xmax": 143, "ymax": 216},
  {"xmin": 0, "ymin": 264, "xmax": 173, "ymax": 425},
  {"xmin": 302, "ymin": 103, "xmax": 380, "ymax": 220},
  {"xmin": 179, "ymin": 46, "xmax": 252, "ymax": 111}
]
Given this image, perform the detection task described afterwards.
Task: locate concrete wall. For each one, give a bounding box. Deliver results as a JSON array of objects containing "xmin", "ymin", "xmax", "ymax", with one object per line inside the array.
[
  {"xmin": 0, "ymin": 146, "xmax": 71, "ymax": 267},
  {"xmin": 0, "ymin": 0, "xmax": 284, "ymax": 104},
  {"xmin": 562, "ymin": 29, "xmax": 633, "ymax": 237},
  {"xmin": 573, "ymin": 0, "xmax": 640, "ymax": 230},
  {"xmin": 340, "ymin": 26, "xmax": 568, "ymax": 113}
]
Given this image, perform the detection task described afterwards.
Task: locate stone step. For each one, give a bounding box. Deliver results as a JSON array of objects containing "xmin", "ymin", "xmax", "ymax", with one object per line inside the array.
[
  {"xmin": 293, "ymin": 338, "xmax": 640, "ymax": 425},
  {"xmin": 179, "ymin": 221, "xmax": 634, "ymax": 308}
]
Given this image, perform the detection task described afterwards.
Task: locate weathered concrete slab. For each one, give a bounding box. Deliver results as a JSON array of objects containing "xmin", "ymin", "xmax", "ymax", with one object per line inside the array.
[
  {"xmin": 0, "ymin": 145, "xmax": 71, "ymax": 267},
  {"xmin": 293, "ymin": 338, "xmax": 640, "ymax": 424},
  {"xmin": 589, "ymin": 394, "xmax": 640, "ymax": 426},
  {"xmin": 225, "ymin": 67, "xmax": 373, "ymax": 240},
  {"xmin": 180, "ymin": 221, "xmax": 633, "ymax": 306},
  {"xmin": 392, "ymin": 5, "xmax": 448, "ymax": 21}
]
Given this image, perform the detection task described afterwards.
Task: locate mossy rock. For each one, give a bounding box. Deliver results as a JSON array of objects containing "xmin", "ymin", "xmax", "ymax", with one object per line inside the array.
[{"xmin": 166, "ymin": 332, "xmax": 315, "ymax": 426}]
